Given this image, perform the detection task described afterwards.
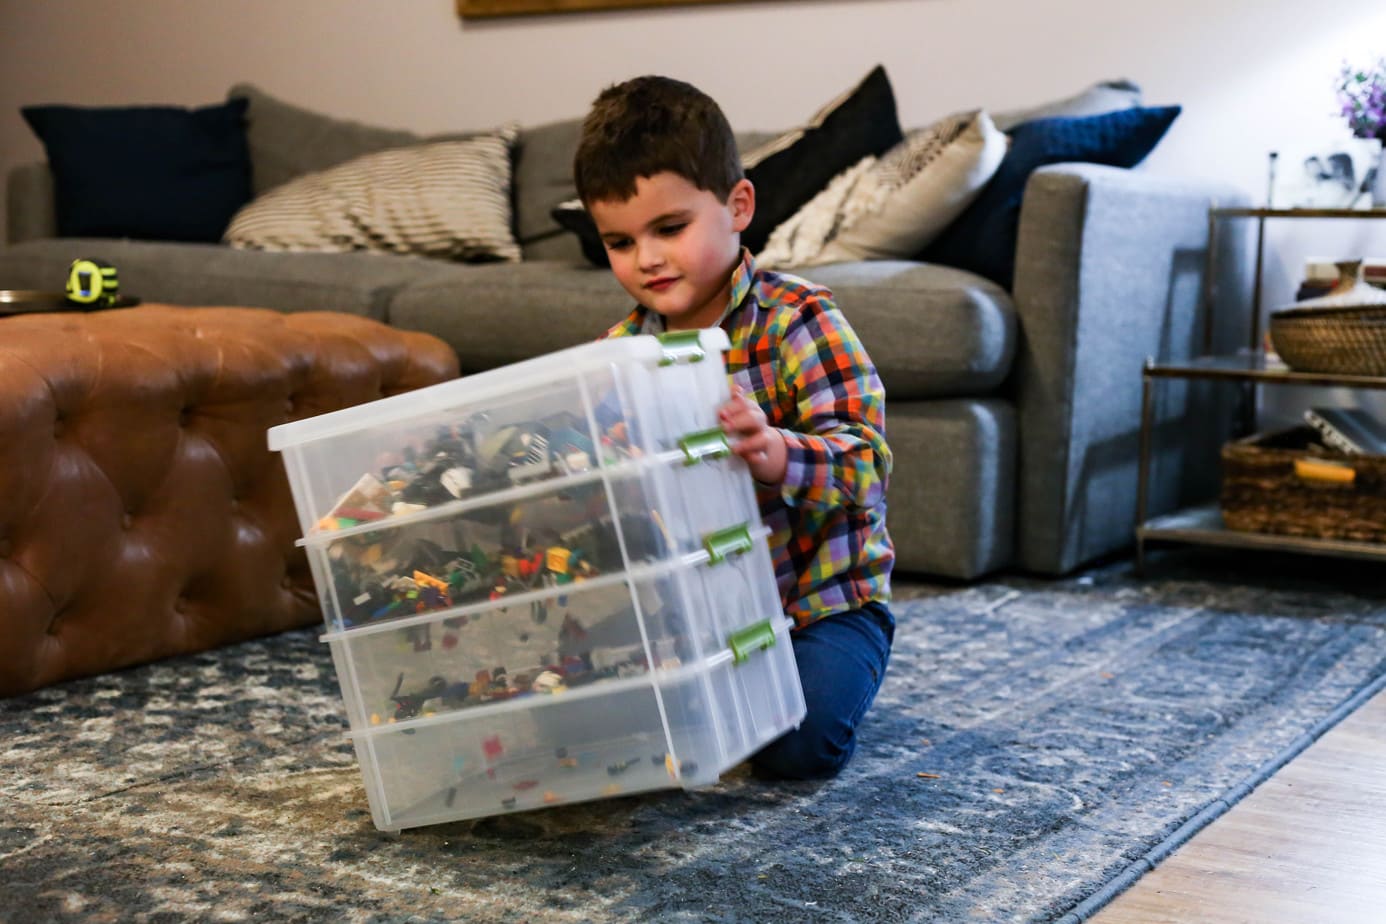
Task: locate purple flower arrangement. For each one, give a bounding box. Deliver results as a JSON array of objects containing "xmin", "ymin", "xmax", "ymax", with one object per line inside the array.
[{"xmin": 1338, "ymin": 57, "xmax": 1386, "ymax": 141}]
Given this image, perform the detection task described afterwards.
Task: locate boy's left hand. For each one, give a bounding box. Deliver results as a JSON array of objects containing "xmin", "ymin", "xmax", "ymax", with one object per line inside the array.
[{"xmin": 719, "ymin": 385, "xmax": 787, "ymax": 485}]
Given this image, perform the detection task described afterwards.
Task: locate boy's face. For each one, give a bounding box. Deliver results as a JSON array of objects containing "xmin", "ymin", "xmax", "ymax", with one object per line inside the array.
[{"xmin": 588, "ymin": 172, "xmax": 754, "ymax": 331}]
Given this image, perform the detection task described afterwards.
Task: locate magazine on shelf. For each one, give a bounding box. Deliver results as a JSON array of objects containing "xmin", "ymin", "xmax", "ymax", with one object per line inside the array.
[{"xmin": 1304, "ymin": 406, "xmax": 1386, "ymax": 456}]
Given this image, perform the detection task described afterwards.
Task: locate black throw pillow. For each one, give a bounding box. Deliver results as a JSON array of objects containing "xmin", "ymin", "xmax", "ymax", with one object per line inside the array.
[
  {"xmin": 551, "ymin": 65, "xmax": 904, "ymax": 267},
  {"xmin": 551, "ymin": 198, "xmax": 610, "ymax": 267},
  {"xmin": 22, "ymin": 98, "xmax": 252, "ymax": 242},
  {"xmin": 741, "ymin": 65, "xmax": 904, "ymax": 254}
]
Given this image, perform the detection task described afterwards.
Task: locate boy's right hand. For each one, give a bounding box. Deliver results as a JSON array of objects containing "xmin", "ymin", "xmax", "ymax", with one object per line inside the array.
[{"xmin": 719, "ymin": 385, "xmax": 787, "ymax": 486}]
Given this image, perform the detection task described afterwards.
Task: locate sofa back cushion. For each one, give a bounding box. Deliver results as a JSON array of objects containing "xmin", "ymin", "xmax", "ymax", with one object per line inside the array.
[
  {"xmin": 228, "ymin": 83, "xmax": 483, "ymax": 196},
  {"xmin": 989, "ymin": 79, "xmax": 1142, "ymax": 132},
  {"xmin": 513, "ymin": 118, "xmax": 585, "ymax": 261}
]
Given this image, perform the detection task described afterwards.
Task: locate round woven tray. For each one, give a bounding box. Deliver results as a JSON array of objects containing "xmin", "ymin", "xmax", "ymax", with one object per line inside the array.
[{"xmin": 1269, "ymin": 303, "xmax": 1386, "ymax": 376}]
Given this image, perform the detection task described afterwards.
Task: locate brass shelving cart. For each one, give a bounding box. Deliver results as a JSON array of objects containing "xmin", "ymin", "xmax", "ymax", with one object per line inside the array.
[{"xmin": 1134, "ymin": 206, "xmax": 1386, "ymax": 573}]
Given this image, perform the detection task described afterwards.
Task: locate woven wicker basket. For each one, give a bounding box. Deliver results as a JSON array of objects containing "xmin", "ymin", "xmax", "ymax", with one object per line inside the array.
[
  {"xmin": 1220, "ymin": 426, "xmax": 1386, "ymax": 542},
  {"xmin": 1268, "ymin": 304, "xmax": 1386, "ymax": 376}
]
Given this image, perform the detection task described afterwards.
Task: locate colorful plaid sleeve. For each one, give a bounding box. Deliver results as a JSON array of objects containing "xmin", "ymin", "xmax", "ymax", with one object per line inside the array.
[{"xmin": 776, "ymin": 295, "xmax": 891, "ymax": 514}]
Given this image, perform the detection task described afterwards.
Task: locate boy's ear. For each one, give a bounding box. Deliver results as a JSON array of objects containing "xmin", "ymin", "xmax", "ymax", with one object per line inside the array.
[{"xmin": 727, "ymin": 178, "xmax": 755, "ymax": 233}]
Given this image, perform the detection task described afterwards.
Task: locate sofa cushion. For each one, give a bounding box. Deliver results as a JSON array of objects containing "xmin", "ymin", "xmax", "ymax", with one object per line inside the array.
[
  {"xmin": 224, "ymin": 129, "xmax": 521, "ymax": 262},
  {"xmin": 390, "ymin": 259, "xmax": 1015, "ymax": 400},
  {"xmin": 759, "ymin": 110, "xmax": 1007, "ymax": 268},
  {"xmin": 388, "ymin": 262, "xmax": 631, "ymax": 371},
  {"xmin": 989, "ymin": 79, "xmax": 1142, "ymax": 132},
  {"xmin": 804, "ymin": 261, "xmax": 1016, "ymax": 398},
  {"xmin": 0, "ymin": 238, "xmax": 460, "ymax": 321},
  {"xmin": 229, "ymin": 83, "xmax": 457, "ymax": 196},
  {"xmin": 512, "ymin": 118, "xmax": 585, "ymax": 261},
  {"xmin": 921, "ymin": 105, "xmax": 1182, "ymax": 289},
  {"xmin": 21, "ymin": 99, "xmax": 252, "ymax": 243}
]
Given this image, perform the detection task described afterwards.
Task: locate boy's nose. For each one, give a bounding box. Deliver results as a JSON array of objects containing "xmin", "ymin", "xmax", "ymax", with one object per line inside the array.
[{"xmin": 636, "ymin": 240, "xmax": 664, "ymax": 271}]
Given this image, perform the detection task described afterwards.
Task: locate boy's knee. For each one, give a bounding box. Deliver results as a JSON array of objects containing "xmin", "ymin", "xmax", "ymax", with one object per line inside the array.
[{"xmin": 750, "ymin": 715, "xmax": 856, "ymax": 780}]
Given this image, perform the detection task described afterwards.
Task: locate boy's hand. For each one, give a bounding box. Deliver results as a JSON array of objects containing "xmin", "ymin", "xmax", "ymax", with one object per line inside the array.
[{"xmin": 719, "ymin": 385, "xmax": 787, "ymax": 485}]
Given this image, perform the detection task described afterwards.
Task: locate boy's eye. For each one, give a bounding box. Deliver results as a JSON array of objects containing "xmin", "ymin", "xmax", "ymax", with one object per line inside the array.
[
  {"xmin": 658, "ymin": 223, "xmax": 687, "ymax": 237},
  {"xmin": 604, "ymin": 238, "xmax": 632, "ymax": 252}
]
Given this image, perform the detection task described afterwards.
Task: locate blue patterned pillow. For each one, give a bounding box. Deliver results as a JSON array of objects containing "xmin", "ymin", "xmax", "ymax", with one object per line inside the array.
[
  {"xmin": 22, "ymin": 99, "xmax": 252, "ymax": 242},
  {"xmin": 920, "ymin": 105, "xmax": 1181, "ymax": 289}
]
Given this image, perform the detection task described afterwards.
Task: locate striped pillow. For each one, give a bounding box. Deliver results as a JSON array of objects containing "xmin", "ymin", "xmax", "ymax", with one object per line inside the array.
[{"xmin": 225, "ymin": 125, "xmax": 521, "ymax": 262}]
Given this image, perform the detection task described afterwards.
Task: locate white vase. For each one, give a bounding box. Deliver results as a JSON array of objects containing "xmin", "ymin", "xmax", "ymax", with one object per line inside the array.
[
  {"xmin": 1296, "ymin": 259, "xmax": 1386, "ymax": 307},
  {"xmin": 1374, "ymin": 146, "xmax": 1386, "ymax": 208}
]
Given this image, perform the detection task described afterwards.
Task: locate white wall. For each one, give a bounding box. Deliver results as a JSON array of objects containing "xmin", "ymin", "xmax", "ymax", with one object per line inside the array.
[{"xmin": 2, "ymin": 0, "xmax": 1385, "ymax": 317}]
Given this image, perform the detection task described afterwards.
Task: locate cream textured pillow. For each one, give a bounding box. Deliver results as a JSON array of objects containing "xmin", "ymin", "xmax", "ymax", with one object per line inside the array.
[
  {"xmin": 225, "ymin": 125, "xmax": 521, "ymax": 262},
  {"xmin": 758, "ymin": 110, "xmax": 1007, "ymax": 268}
]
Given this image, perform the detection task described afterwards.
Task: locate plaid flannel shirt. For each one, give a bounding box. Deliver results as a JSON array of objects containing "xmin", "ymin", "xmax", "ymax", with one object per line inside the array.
[{"xmin": 603, "ymin": 250, "xmax": 893, "ymax": 626}]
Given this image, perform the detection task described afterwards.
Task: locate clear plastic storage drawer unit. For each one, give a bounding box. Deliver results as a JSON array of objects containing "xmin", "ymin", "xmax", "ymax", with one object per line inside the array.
[{"xmin": 268, "ymin": 329, "xmax": 805, "ymax": 831}]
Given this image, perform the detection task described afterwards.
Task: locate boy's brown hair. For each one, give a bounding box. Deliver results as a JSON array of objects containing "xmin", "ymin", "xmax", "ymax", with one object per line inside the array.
[{"xmin": 574, "ymin": 75, "xmax": 743, "ymax": 205}]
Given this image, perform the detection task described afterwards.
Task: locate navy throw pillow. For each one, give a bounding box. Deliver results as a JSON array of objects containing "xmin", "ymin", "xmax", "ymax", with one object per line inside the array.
[
  {"xmin": 22, "ymin": 98, "xmax": 252, "ymax": 242},
  {"xmin": 920, "ymin": 105, "xmax": 1181, "ymax": 289}
]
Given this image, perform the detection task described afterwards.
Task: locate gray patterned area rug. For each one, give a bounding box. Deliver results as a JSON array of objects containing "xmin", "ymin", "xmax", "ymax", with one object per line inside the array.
[{"xmin": 5, "ymin": 551, "xmax": 1386, "ymax": 924}]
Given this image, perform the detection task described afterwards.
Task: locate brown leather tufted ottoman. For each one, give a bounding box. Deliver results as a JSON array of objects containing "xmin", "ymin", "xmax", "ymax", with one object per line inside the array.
[{"xmin": 0, "ymin": 305, "xmax": 458, "ymax": 697}]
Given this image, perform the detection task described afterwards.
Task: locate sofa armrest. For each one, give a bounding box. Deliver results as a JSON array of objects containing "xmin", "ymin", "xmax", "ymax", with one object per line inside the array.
[
  {"xmin": 6, "ymin": 162, "xmax": 57, "ymax": 245},
  {"xmin": 1011, "ymin": 162, "xmax": 1251, "ymax": 574}
]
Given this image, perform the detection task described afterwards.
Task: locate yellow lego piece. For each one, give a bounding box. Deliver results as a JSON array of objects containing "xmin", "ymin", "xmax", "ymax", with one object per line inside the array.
[
  {"xmin": 413, "ymin": 570, "xmax": 448, "ymax": 592},
  {"xmin": 546, "ymin": 546, "xmax": 572, "ymax": 573}
]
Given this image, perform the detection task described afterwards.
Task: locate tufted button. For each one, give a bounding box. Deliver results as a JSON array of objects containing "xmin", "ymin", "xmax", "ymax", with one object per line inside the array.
[
  {"xmin": 281, "ymin": 575, "xmax": 294, "ymax": 590},
  {"xmin": 179, "ymin": 407, "xmax": 193, "ymax": 427},
  {"xmin": 121, "ymin": 513, "xmax": 134, "ymax": 530},
  {"xmin": 229, "ymin": 498, "xmax": 240, "ymax": 512},
  {"xmin": 174, "ymin": 596, "xmax": 188, "ymax": 614},
  {"xmin": 284, "ymin": 397, "xmax": 296, "ymax": 415}
]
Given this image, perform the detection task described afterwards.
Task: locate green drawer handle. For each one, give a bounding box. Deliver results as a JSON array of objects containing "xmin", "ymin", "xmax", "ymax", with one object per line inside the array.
[
  {"xmin": 657, "ymin": 330, "xmax": 706, "ymax": 365},
  {"xmin": 678, "ymin": 428, "xmax": 731, "ymax": 466},
  {"xmin": 728, "ymin": 619, "xmax": 776, "ymax": 665},
  {"xmin": 703, "ymin": 523, "xmax": 752, "ymax": 564}
]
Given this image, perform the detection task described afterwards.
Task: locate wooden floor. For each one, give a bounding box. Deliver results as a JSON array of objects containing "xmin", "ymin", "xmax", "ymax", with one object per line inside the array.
[{"xmin": 1092, "ymin": 687, "xmax": 1386, "ymax": 924}]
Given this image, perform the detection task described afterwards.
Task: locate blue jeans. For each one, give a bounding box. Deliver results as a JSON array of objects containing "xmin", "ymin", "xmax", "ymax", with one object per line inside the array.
[{"xmin": 751, "ymin": 601, "xmax": 894, "ymax": 780}]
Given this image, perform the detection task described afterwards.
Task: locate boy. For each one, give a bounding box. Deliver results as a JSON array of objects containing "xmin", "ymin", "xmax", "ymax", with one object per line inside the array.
[{"xmin": 574, "ymin": 76, "xmax": 895, "ymax": 780}]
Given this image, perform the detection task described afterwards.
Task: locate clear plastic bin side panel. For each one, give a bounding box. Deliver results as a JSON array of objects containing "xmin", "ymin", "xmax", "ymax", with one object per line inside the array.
[
  {"xmin": 645, "ymin": 458, "xmax": 763, "ymax": 556},
  {"xmin": 654, "ymin": 670, "xmax": 733, "ymax": 785},
  {"xmin": 602, "ymin": 459, "xmax": 760, "ymax": 565},
  {"xmin": 315, "ymin": 475, "xmax": 666, "ymax": 631},
  {"xmin": 328, "ymin": 571, "xmax": 696, "ymax": 730},
  {"xmin": 296, "ymin": 378, "xmax": 603, "ymax": 535},
  {"xmin": 597, "ymin": 358, "xmax": 729, "ymax": 460},
  {"xmin": 658, "ymin": 634, "xmax": 805, "ymax": 784},
  {"xmin": 731, "ymin": 625, "xmax": 806, "ymax": 756},
  {"xmin": 700, "ymin": 539, "xmax": 784, "ymax": 637},
  {"xmin": 357, "ymin": 685, "xmax": 680, "ymax": 829},
  {"xmin": 305, "ymin": 542, "xmax": 346, "ymax": 632}
]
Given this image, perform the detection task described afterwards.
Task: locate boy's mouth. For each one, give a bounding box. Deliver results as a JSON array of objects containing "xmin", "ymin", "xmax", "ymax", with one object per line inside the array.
[{"xmin": 644, "ymin": 277, "xmax": 677, "ymax": 293}]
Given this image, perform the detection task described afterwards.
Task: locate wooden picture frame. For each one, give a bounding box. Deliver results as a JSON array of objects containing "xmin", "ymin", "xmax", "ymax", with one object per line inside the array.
[{"xmin": 458, "ymin": 0, "xmax": 747, "ymax": 18}]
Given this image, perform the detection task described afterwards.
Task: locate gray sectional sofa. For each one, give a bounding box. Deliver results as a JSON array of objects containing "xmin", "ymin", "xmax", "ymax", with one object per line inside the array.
[{"xmin": 1, "ymin": 84, "xmax": 1250, "ymax": 580}]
